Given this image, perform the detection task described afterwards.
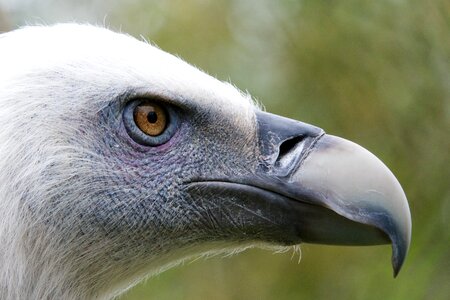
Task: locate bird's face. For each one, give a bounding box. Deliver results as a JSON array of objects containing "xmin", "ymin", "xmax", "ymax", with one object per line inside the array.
[{"xmin": 0, "ymin": 24, "xmax": 411, "ymax": 297}]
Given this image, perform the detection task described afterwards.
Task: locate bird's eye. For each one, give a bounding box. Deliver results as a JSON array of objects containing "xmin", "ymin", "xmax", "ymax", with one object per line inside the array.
[
  {"xmin": 134, "ymin": 103, "xmax": 167, "ymax": 136},
  {"xmin": 123, "ymin": 99, "xmax": 179, "ymax": 146}
]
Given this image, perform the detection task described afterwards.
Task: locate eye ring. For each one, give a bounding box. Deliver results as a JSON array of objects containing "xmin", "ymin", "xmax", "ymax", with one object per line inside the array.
[{"xmin": 123, "ymin": 99, "xmax": 180, "ymax": 146}]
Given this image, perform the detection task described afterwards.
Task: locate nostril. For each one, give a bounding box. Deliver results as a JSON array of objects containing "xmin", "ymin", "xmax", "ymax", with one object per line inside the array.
[
  {"xmin": 278, "ymin": 136, "xmax": 304, "ymax": 159},
  {"xmin": 275, "ymin": 136, "xmax": 306, "ymax": 171}
]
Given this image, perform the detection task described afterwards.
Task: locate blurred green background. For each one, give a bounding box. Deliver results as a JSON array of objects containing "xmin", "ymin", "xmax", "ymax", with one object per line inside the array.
[{"xmin": 1, "ymin": 0, "xmax": 448, "ymax": 299}]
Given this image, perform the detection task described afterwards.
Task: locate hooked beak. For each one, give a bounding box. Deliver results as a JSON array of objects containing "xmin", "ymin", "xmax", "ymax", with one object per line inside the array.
[
  {"xmin": 254, "ymin": 111, "xmax": 411, "ymax": 276},
  {"xmin": 186, "ymin": 111, "xmax": 411, "ymax": 276}
]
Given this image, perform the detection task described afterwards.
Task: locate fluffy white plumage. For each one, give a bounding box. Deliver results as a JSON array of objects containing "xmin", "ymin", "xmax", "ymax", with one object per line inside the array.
[{"xmin": 0, "ymin": 24, "xmax": 260, "ymax": 299}]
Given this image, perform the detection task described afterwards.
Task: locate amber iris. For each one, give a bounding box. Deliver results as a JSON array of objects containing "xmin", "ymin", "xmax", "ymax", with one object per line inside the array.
[{"xmin": 133, "ymin": 102, "xmax": 167, "ymax": 136}]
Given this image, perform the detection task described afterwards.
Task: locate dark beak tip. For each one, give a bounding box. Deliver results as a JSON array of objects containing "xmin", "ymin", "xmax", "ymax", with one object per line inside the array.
[
  {"xmin": 392, "ymin": 249, "xmax": 403, "ymax": 278},
  {"xmin": 391, "ymin": 233, "xmax": 410, "ymax": 277}
]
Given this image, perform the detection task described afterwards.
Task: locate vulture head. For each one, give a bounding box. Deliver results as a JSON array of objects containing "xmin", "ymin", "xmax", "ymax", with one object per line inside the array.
[{"xmin": 0, "ymin": 24, "xmax": 411, "ymax": 299}]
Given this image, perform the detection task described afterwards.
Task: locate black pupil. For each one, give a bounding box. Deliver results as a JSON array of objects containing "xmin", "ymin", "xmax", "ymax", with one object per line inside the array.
[{"xmin": 147, "ymin": 111, "xmax": 158, "ymax": 123}]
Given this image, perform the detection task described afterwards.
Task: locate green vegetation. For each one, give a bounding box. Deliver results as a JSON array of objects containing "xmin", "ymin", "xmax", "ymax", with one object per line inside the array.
[{"xmin": 2, "ymin": 0, "xmax": 449, "ymax": 299}]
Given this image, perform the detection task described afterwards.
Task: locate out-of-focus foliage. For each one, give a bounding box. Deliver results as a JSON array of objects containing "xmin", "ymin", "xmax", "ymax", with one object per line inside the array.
[{"xmin": 1, "ymin": 0, "xmax": 449, "ymax": 299}]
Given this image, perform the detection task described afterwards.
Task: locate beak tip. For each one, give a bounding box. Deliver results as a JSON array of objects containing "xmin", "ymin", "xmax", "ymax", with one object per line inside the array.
[
  {"xmin": 391, "ymin": 224, "xmax": 411, "ymax": 277},
  {"xmin": 388, "ymin": 199, "xmax": 411, "ymax": 278},
  {"xmin": 392, "ymin": 244, "xmax": 405, "ymax": 278},
  {"xmin": 390, "ymin": 187, "xmax": 412, "ymax": 278}
]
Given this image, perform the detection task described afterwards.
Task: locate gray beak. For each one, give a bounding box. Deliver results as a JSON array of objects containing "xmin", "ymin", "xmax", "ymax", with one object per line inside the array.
[
  {"xmin": 254, "ymin": 111, "xmax": 412, "ymax": 276},
  {"xmin": 186, "ymin": 111, "xmax": 411, "ymax": 276}
]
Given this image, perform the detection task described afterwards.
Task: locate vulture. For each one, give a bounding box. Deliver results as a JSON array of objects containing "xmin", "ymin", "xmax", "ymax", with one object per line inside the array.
[{"xmin": 0, "ymin": 24, "xmax": 411, "ymax": 299}]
